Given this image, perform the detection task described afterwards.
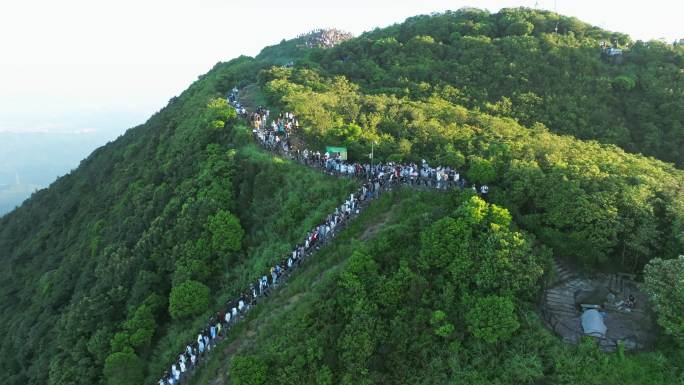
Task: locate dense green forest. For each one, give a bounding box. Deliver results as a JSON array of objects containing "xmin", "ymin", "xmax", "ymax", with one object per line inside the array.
[
  {"xmin": 308, "ymin": 8, "xmax": 684, "ymax": 166},
  {"xmin": 0, "ymin": 7, "xmax": 682, "ymax": 385},
  {"xmin": 259, "ymin": 66, "xmax": 684, "ymax": 272},
  {"xmin": 0, "ymin": 57, "xmax": 355, "ymax": 385}
]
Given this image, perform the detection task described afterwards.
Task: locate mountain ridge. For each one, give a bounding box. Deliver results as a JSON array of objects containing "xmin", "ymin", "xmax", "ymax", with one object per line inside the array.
[{"xmin": 0, "ymin": 7, "xmax": 682, "ymax": 385}]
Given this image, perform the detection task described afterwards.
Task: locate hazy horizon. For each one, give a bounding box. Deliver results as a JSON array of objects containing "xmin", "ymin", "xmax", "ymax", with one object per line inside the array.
[
  {"xmin": 1, "ymin": 1, "xmax": 682, "ymax": 137},
  {"xmin": 0, "ymin": 0, "xmax": 682, "ymax": 214}
]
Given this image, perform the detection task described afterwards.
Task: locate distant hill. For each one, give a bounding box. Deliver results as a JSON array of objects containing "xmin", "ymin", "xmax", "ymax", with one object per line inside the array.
[
  {"xmin": 0, "ymin": 131, "xmax": 118, "ymax": 215},
  {"xmin": 311, "ymin": 8, "xmax": 684, "ymax": 166},
  {"xmin": 0, "ymin": 183, "xmax": 40, "ymax": 215}
]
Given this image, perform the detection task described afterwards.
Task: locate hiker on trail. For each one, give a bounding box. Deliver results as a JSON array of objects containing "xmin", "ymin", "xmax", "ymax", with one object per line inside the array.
[
  {"xmin": 261, "ymin": 275, "xmax": 268, "ymax": 293},
  {"xmin": 626, "ymin": 294, "xmax": 636, "ymax": 308},
  {"xmin": 271, "ymin": 266, "xmax": 278, "ymax": 284},
  {"xmin": 203, "ymin": 334, "xmax": 210, "ymax": 351},
  {"xmin": 224, "ymin": 310, "xmax": 231, "ymax": 325},
  {"xmin": 171, "ymin": 364, "xmax": 180, "ymax": 384}
]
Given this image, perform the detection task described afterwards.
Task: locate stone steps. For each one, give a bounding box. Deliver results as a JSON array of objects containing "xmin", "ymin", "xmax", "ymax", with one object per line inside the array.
[
  {"xmin": 546, "ymin": 298, "xmax": 575, "ymax": 307},
  {"xmin": 546, "ymin": 293, "xmax": 576, "ymax": 303}
]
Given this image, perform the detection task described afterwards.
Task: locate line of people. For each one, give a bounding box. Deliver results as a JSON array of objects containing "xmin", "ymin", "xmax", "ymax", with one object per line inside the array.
[
  {"xmin": 158, "ymin": 184, "xmax": 375, "ymax": 384},
  {"xmin": 247, "ymin": 102, "xmax": 490, "ymax": 196},
  {"xmin": 159, "ymin": 91, "xmax": 388, "ymax": 385},
  {"xmin": 155, "ymin": 91, "xmax": 493, "ymax": 384}
]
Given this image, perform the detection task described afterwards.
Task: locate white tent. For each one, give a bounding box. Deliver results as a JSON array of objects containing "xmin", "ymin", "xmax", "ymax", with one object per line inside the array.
[{"xmin": 581, "ymin": 309, "xmax": 607, "ymax": 337}]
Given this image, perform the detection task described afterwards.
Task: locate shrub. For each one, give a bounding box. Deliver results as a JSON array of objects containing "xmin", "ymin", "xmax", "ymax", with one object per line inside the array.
[
  {"xmin": 103, "ymin": 348, "xmax": 144, "ymax": 385},
  {"xmin": 168, "ymin": 280, "xmax": 210, "ymax": 320},
  {"xmin": 466, "ymin": 295, "xmax": 520, "ymax": 343}
]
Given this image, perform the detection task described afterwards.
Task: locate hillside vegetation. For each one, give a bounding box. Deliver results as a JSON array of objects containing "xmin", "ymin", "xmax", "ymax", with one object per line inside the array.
[
  {"xmin": 259, "ymin": 66, "xmax": 684, "ymax": 272},
  {"xmin": 195, "ymin": 190, "xmax": 682, "ymax": 385},
  {"xmin": 309, "ymin": 8, "xmax": 684, "ymax": 166},
  {"xmin": 0, "ymin": 7, "xmax": 682, "ymax": 385},
  {"xmin": 0, "ymin": 58, "xmax": 355, "ymax": 385}
]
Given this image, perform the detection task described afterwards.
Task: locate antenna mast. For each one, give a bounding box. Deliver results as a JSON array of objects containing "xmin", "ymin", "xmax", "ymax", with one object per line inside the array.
[{"xmin": 554, "ymin": 0, "xmax": 559, "ymax": 33}]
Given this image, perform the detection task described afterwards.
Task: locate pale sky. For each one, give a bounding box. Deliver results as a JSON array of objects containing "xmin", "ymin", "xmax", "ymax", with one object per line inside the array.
[{"xmin": 0, "ymin": 0, "xmax": 682, "ymax": 136}]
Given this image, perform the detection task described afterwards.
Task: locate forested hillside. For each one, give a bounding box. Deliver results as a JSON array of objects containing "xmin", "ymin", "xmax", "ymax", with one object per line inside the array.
[
  {"xmin": 258, "ymin": 65, "xmax": 684, "ymax": 272},
  {"xmin": 0, "ymin": 57, "xmax": 355, "ymax": 385},
  {"xmin": 0, "ymin": 7, "xmax": 683, "ymax": 385},
  {"xmin": 307, "ymin": 8, "xmax": 684, "ymax": 166},
  {"xmin": 195, "ymin": 191, "xmax": 682, "ymax": 385}
]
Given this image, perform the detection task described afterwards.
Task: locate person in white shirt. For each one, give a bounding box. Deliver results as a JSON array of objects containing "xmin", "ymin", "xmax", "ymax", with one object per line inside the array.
[{"xmin": 172, "ymin": 364, "xmax": 180, "ymax": 382}]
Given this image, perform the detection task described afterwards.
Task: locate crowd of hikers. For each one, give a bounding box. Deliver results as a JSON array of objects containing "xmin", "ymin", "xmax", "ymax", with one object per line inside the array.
[
  {"xmin": 156, "ymin": 87, "xmax": 489, "ymax": 384},
  {"xmin": 247, "ymin": 99, "xmax": 489, "ymax": 195},
  {"xmin": 158, "ymin": 186, "xmax": 363, "ymax": 385}
]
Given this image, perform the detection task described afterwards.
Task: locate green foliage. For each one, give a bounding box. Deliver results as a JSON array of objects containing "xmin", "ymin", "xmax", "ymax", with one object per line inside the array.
[
  {"xmin": 230, "ymin": 356, "xmax": 268, "ymax": 385},
  {"xmin": 169, "ymin": 280, "xmax": 210, "ymax": 320},
  {"xmin": 1, "ymin": 8, "xmax": 684, "ymax": 385},
  {"xmin": 420, "ymin": 196, "xmax": 545, "ymax": 297},
  {"xmin": 195, "ymin": 190, "xmax": 683, "ymax": 385},
  {"xmin": 507, "ymin": 21, "xmax": 534, "ymax": 36},
  {"xmin": 316, "ymin": 8, "xmax": 684, "ymax": 166},
  {"xmin": 260, "ymin": 65, "xmax": 684, "ymax": 272},
  {"xmin": 644, "ymin": 256, "xmax": 684, "ymax": 345},
  {"xmin": 465, "ymin": 295, "xmax": 520, "ymax": 343},
  {"xmin": 613, "ymin": 74, "xmax": 636, "ymax": 91},
  {"xmin": 466, "ymin": 155, "xmax": 497, "ymax": 184},
  {"xmin": 123, "ymin": 303, "xmax": 157, "ymax": 349},
  {"xmin": 203, "ymin": 98, "xmax": 237, "ymax": 131},
  {"xmin": 430, "ymin": 310, "xmax": 455, "ymax": 338},
  {"xmin": 207, "ymin": 209, "xmax": 244, "ymax": 256},
  {"xmin": 103, "ymin": 348, "xmax": 144, "ymax": 385}
]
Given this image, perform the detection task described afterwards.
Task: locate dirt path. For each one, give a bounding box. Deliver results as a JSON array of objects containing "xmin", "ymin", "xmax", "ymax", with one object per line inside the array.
[
  {"xmin": 238, "ymin": 84, "xmax": 260, "ymax": 111},
  {"xmin": 359, "ymin": 211, "xmax": 391, "ymax": 241}
]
